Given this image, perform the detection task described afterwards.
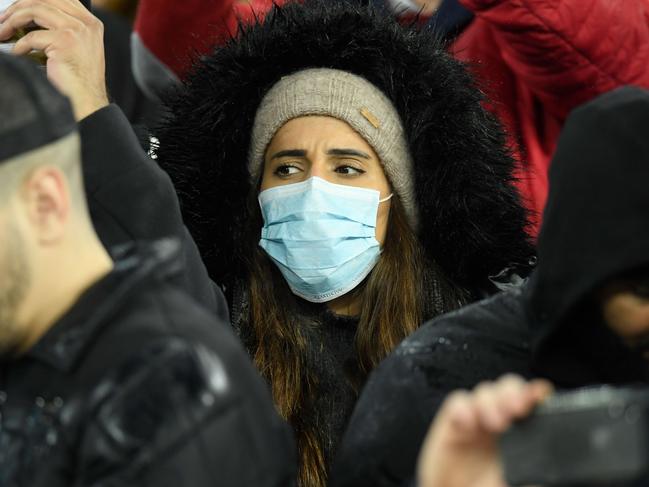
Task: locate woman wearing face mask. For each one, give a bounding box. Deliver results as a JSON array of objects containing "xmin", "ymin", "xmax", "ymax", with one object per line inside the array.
[{"xmin": 151, "ymin": 2, "xmax": 534, "ymax": 485}]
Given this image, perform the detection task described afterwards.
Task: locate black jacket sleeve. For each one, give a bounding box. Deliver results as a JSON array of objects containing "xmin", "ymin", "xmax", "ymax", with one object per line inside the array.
[
  {"xmin": 331, "ymin": 290, "xmax": 532, "ymax": 487},
  {"xmin": 78, "ymin": 105, "xmax": 228, "ymax": 322}
]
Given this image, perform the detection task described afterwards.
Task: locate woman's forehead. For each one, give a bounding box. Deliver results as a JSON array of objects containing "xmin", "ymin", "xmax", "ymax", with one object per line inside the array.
[{"xmin": 269, "ymin": 116, "xmax": 378, "ymax": 153}]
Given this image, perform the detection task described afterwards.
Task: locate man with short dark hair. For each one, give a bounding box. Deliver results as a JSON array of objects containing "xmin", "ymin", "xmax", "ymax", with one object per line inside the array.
[{"xmin": 0, "ymin": 52, "xmax": 295, "ymax": 487}]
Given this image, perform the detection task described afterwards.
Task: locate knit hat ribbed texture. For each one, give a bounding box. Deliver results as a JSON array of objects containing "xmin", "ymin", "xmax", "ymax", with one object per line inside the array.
[{"xmin": 248, "ymin": 68, "xmax": 418, "ymax": 229}]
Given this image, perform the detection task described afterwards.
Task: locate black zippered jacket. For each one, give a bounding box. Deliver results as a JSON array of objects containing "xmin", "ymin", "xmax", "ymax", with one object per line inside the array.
[{"xmin": 0, "ymin": 240, "xmax": 296, "ymax": 487}]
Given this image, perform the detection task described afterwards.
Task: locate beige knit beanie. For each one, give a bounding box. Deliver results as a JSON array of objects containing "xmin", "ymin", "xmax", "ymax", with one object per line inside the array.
[{"xmin": 248, "ymin": 68, "xmax": 418, "ymax": 229}]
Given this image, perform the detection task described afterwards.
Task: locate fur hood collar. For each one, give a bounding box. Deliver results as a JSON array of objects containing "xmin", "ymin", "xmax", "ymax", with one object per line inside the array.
[{"xmin": 155, "ymin": 0, "xmax": 533, "ymax": 290}]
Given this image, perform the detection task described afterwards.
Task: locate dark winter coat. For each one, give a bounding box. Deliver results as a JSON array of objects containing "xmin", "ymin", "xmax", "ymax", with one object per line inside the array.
[
  {"xmin": 332, "ymin": 86, "xmax": 649, "ymax": 487},
  {"xmin": 0, "ymin": 240, "xmax": 296, "ymax": 487}
]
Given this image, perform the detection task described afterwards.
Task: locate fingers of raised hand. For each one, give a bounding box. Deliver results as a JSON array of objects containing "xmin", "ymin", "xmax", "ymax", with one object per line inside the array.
[
  {"xmin": 0, "ymin": 3, "xmax": 76, "ymax": 39},
  {"xmin": 528, "ymin": 379, "xmax": 554, "ymax": 403},
  {"xmin": 11, "ymin": 26, "xmax": 54, "ymax": 54},
  {"xmin": 472, "ymin": 374, "xmax": 550, "ymax": 433},
  {"xmin": 10, "ymin": 27, "xmax": 86, "ymax": 61},
  {"xmin": 473, "ymin": 381, "xmax": 511, "ymax": 432},
  {"xmin": 0, "ymin": 0, "xmax": 99, "ymax": 41},
  {"xmin": 493, "ymin": 374, "xmax": 532, "ymax": 417},
  {"xmin": 499, "ymin": 376, "xmax": 553, "ymax": 419},
  {"xmin": 2, "ymin": 0, "xmax": 91, "ymax": 20},
  {"xmin": 443, "ymin": 390, "xmax": 478, "ymax": 434}
]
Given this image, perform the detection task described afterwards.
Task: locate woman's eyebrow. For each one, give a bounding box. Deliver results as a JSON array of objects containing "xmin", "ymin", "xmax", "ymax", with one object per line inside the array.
[
  {"xmin": 327, "ymin": 148, "xmax": 371, "ymax": 159},
  {"xmin": 271, "ymin": 149, "xmax": 307, "ymax": 159}
]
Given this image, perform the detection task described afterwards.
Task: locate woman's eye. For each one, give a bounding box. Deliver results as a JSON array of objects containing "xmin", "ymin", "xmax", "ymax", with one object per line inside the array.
[
  {"xmin": 274, "ymin": 164, "xmax": 301, "ymax": 177},
  {"xmin": 335, "ymin": 165, "xmax": 365, "ymax": 176}
]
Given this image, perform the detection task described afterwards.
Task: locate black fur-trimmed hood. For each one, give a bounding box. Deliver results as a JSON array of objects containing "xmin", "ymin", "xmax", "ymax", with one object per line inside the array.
[{"xmin": 155, "ymin": 0, "xmax": 533, "ymax": 290}]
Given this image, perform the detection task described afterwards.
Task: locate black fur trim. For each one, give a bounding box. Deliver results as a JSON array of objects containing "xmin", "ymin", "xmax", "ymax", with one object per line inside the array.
[{"xmin": 155, "ymin": 0, "xmax": 534, "ymax": 290}]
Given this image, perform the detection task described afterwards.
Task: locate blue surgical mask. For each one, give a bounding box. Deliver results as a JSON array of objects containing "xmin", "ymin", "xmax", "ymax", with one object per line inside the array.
[{"xmin": 258, "ymin": 177, "xmax": 392, "ymax": 303}]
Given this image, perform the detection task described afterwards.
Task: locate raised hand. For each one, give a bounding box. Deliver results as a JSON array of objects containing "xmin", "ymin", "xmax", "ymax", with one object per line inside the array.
[
  {"xmin": 0, "ymin": 0, "xmax": 108, "ymax": 120},
  {"xmin": 417, "ymin": 374, "xmax": 553, "ymax": 487}
]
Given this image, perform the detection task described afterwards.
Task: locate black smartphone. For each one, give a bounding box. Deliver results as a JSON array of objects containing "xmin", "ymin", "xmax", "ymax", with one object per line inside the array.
[{"xmin": 500, "ymin": 386, "xmax": 649, "ymax": 486}]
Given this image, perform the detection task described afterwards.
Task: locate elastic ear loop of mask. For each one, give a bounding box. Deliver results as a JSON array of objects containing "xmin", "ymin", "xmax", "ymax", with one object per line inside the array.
[{"xmin": 378, "ymin": 193, "xmax": 394, "ymax": 253}]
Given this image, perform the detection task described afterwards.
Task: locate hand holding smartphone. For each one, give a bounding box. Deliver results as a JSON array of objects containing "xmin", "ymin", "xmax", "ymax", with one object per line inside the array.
[{"xmin": 417, "ymin": 375, "xmax": 553, "ymax": 487}]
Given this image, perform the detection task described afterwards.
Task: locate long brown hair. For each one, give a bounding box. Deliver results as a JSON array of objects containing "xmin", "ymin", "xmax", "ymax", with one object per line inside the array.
[{"xmin": 244, "ymin": 192, "xmax": 466, "ymax": 487}]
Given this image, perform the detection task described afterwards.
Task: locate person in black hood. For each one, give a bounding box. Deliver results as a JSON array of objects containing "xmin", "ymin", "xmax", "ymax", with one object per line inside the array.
[
  {"xmin": 0, "ymin": 1, "xmax": 534, "ymax": 485},
  {"xmin": 351, "ymin": 85, "xmax": 649, "ymax": 487},
  {"xmin": 526, "ymin": 86, "xmax": 649, "ymax": 388},
  {"xmin": 0, "ymin": 52, "xmax": 295, "ymax": 487}
]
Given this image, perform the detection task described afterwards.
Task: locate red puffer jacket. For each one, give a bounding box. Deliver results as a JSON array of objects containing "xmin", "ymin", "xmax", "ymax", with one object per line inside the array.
[{"xmin": 454, "ymin": 0, "xmax": 649, "ymax": 235}]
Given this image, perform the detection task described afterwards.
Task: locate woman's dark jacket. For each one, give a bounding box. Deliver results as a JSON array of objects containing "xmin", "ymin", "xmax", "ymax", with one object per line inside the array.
[{"xmin": 0, "ymin": 239, "xmax": 295, "ymax": 487}]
